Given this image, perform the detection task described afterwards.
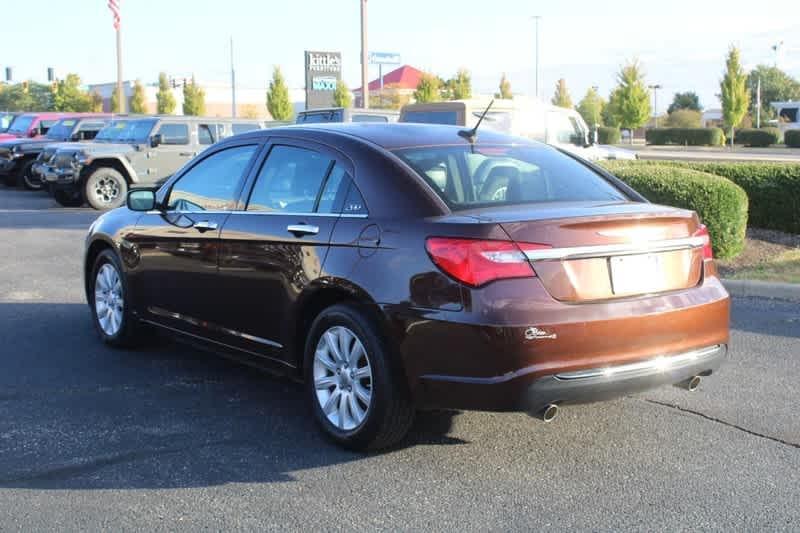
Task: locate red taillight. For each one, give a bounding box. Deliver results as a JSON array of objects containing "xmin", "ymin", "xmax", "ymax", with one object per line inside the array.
[
  {"xmin": 425, "ymin": 237, "xmax": 551, "ymax": 287},
  {"xmin": 694, "ymin": 224, "xmax": 713, "ymax": 260}
]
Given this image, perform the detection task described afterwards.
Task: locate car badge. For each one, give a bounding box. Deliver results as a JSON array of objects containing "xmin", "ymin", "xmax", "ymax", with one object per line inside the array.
[{"xmin": 525, "ymin": 327, "xmax": 557, "ymax": 340}]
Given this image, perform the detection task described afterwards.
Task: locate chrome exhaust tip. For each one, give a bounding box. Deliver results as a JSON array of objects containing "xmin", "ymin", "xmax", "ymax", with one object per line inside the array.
[
  {"xmin": 676, "ymin": 375, "xmax": 701, "ymax": 392},
  {"xmin": 540, "ymin": 404, "xmax": 559, "ymax": 423}
]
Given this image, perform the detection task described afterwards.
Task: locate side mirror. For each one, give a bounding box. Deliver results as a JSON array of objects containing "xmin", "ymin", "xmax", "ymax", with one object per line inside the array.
[
  {"xmin": 29, "ymin": 129, "xmax": 38, "ymax": 138},
  {"xmin": 127, "ymin": 189, "xmax": 156, "ymax": 211},
  {"xmin": 150, "ymin": 134, "xmax": 163, "ymax": 148}
]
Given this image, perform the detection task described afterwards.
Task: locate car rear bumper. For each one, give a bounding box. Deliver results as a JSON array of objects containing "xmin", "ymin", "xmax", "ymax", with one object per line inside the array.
[{"xmin": 393, "ymin": 273, "xmax": 730, "ymax": 412}]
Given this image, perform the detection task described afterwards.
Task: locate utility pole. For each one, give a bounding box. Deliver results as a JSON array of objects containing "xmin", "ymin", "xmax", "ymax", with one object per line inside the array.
[
  {"xmin": 360, "ymin": 0, "xmax": 369, "ymax": 109},
  {"xmin": 649, "ymin": 84, "xmax": 662, "ymax": 127},
  {"xmin": 756, "ymin": 77, "xmax": 761, "ymax": 128},
  {"xmin": 532, "ymin": 16, "xmax": 541, "ymax": 98},
  {"xmin": 230, "ymin": 36, "xmax": 237, "ymax": 118}
]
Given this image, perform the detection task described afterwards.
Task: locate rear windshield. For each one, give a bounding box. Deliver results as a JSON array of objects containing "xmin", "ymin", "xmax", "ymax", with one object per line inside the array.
[
  {"xmin": 393, "ymin": 144, "xmax": 627, "ymax": 209},
  {"xmin": 0, "ymin": 114, "xmax": 16, "ymax": 132}
]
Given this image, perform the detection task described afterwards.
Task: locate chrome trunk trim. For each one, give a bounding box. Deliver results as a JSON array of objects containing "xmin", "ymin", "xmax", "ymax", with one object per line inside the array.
[{"xmin": 524, "ymin": 236, "xmax": 705, "ymax": 261}]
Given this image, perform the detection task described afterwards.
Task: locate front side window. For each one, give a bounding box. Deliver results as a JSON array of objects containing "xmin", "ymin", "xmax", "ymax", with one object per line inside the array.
[
  {"xmin": 351, "ymin": 114, "xmax": 388, "ymax": 123},
  {"xmin": 158, "ymin": 123, "xmax": 190, "ymax": 145},
  {"xmin": 116, "ymin": 119, "xmax": 157, "ymax": 143},
  {"xmin": 167, "ymin": 145, "xmax": 257, "ymax": 212},
  {"xmin": 246, "ymin": 145, "xmax": 332, "ymax": 213},
  {"xmin": 45, "ymin": 119, "xmax": 77, "ymax": 139},
  {"xmin": 394, "ymin": 144, "xmax": 627, "ymax": 210},
  {"xmin": 402, "ymin": 110, "xmax": 459, "ymax": 125},
  {"xmin": 77, "ymin": 122, "xmax": 107, "ymax": 140}
]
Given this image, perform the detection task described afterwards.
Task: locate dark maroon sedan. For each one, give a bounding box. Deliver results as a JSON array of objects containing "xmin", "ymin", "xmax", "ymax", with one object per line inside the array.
[{"xmin": 84, "ymin": 123, "xmax": 729, "ymax": 450}]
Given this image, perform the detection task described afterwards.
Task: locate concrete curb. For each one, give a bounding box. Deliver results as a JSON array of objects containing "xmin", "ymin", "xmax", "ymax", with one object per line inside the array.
[{"xmin": 722, "ymin": 279, "xmax": 800, "ymax": 302}]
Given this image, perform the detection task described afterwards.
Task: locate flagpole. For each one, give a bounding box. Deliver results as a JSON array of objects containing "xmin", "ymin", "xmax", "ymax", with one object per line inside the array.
[{"xmin": 116, "ymin": 25, "xmax": 124, "ymax": 113}]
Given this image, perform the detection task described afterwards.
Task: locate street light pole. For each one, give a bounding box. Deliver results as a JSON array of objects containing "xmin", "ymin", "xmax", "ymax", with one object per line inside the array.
[
  {"xmin": 532, "ymin": 16, "xmax": 541, "ymax": 98},
  {"xmin": 648, "ymin": 84, "xmax": 662, "ymax": 128},
  {"xmin": 360, "ymin": 0, "xmax": 369, "ymax": 109},
  {"xmin": 230, "ymin": 36, "xmax": 236, "ymax": 118}
]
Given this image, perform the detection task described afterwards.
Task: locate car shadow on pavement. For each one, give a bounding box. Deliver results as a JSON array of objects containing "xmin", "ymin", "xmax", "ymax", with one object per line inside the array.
[{"xmin": 0, "ymin": 302, "xmax": 464, "ymax": 490}]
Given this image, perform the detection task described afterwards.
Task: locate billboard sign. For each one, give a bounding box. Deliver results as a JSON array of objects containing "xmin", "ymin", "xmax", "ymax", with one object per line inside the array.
[
  {"xmin": 369, "ymin": 52, "xmax": 401, "ymax": 65},
  {"xmin": 305, "ymin": 51, "xmax": 342, "ymax": 109}
]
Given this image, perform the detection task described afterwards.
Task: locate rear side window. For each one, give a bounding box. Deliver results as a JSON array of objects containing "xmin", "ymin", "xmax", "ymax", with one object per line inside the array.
[
  {"xmin": 401, "ymin": 110, "xmax": 458, "ymax": 125},
  {"xmin": 198, "ymin": 123, "xmax": 224, "ymax": 145},
  {"xmin": 393, "ymin": 145, "xmax": 626, "ymax": 210},
  {"xmin": 232, "ymin": 123, "xmax": 260, "ymax": 135},
  {"xmin": 352, "ymin": 114, "xmax": 388, "ymax": 123},
  {"xmin": 158, "ymin": 123, "xmax": 190, "ymax": 145},
  {"xmin": 246, "ymin": 145, "xmax": 333, "ymax": 213}
]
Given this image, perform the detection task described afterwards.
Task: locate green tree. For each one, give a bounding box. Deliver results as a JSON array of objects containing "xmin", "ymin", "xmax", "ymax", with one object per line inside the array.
[
  {"xmin": 551, "ymin": 78, "xmax": 573, "ymax": 108},
  {"xmin": 577, "ymin": 86, "xmax": 605, "ymax": 126},
  {"xmin": 130, "ymin": 80, "xmax": 147, "ymax": 114},
  {"xmin": 449, "ymin": 68, "xmax": 472, "ymax": 100},
  {"xmin": 495, "ymin": 73, "xmax": 512, "ymax": 99},
  {"xmin": 746, "ymin": 64, "xmax": 800, "ymax": 121},
  {"xmin": 182, "ymin": 76, "xmax": 206, "ymax": 116},
  {"xmin": 608, "ymin": 60, "xmax": 651, "ymax": 137},
  {"xmin": 413, "ymin": 74, "xmax": 441, "ymax": 103},
  {"xmin": 110, "ymin": 85, "xmax": 123, "ymax": 113},
  {"xmin": 720, "ymin": 45, "xmax": 750, "ymax": 147},
  {"xmin": 266, "ymin": 66, "xmax": 293, "ymax": 121},
  {"xmin": 0, "ymin": 81, "xmax": 53, "ymax": 111},
  {"xmin": 667, "ymin": 91, "xmax": 702, "ymax": 113},
  {"xmin": 90, "ymin": 91, "xmax": 103, "ymax": 112},
  {"xmin": 665, "ymin": 109, "xmax": 702, "ymax": 128},
  {"xmin": 156, "ymin": 72, "xmax": 176, "ymax": 115},
  {"xmin": 332, "ymin": 80, "xmax": 352, "ymax": 108},
  {"xmin": 51, "ymin": 74, "xmax": 96, "ymax": 112}
]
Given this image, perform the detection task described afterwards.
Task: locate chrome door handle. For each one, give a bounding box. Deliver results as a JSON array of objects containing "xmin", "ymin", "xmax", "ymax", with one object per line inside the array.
[
  {"xmin": 193, "ymin": 220, "xmax": 218, "ymax": 232},
  {"xmin": 287, "ymin": 223, "xmax": 319, "ymax": 236}
]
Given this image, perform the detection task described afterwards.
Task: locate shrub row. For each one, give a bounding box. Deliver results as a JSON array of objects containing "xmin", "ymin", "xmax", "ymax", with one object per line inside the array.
[
  {"xmin": 597, "ymin": 126, "xmax": 621, "ymax": 145},
  {"xmin": 645, "ymin": 128, "xmax": 725, "ymax": 146},
  {"xmin": 603, "ymin": 160, "xmax": 800, "ymax": 234},
  {"xmin": 601, "ymin": 162, "xmax": 748, "ymax": 259},
  {"xmin": 785, "ymin": 130, "xmax": 800, "ymax": 148},
  {"xmin": 734, "ymin": 127, "xmax": 781, "ymax": 147}
]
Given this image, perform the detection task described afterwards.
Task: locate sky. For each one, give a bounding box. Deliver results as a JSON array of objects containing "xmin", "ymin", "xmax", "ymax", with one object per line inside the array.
[{"xmin": 2, "ymin": 0, "xmax": 799, "ymax": 111}]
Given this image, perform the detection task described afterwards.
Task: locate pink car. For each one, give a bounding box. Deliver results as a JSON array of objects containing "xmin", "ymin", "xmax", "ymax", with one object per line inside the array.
[{"xmin": 0, "ymin": 112, "xmax": 72, "ymax": 142}]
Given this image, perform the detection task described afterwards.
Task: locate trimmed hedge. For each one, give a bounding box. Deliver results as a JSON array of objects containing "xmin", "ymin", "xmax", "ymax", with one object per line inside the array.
[
  {"xmin": 735, "ymin": 127, "xmax": 781, "ymax": 147},
  {"xmin": 786, "ymin": 130, "xmax": 800, "ymax": 148},
  {"xmin": 645, "ymin": 127, "xmax": 726, "ymax": 146},
  {"xmin": 601, "ymin": 162, "xmax": 748, "ymax": 259},
  {"xmin": 597, "ymin": 126, "xmax": 621, "ymax": 145},
  {"xmin": 605, "ymin": 160, "xmax": 800, "ymax": 234}
]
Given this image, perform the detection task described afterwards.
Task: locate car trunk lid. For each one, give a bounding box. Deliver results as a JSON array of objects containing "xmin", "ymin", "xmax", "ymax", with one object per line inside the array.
[{"xmin": 462, "ymin": 201, "xmax": 705, "ymax": 302}]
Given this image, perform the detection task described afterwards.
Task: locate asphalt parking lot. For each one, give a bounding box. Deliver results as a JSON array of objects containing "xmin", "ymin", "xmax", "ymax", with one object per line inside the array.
[{"xmin": 0, "ymin": 188, "xmax": 798, "ymax": 531}]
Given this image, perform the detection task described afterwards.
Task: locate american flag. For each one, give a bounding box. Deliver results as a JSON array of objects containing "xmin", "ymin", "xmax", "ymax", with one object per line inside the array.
[{"xmin": 108, "ymin": 0, "xmax": 121, "ymax": 30}]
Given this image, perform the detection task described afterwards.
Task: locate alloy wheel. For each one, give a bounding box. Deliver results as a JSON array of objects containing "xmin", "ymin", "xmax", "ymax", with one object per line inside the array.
[
  {"xmin": 92, "ymin": 175, "xmax": 121, "ymax": 206},
  {"xmin": 313, "ymin": 326, "xmax": 373, "ymax": 431},
  {"xmin": 94, "ymin": 263, "xmax": 124, "ymax": 336}
]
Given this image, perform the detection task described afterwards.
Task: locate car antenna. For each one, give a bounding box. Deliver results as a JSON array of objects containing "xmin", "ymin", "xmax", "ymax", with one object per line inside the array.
[{"xmin": 458, "ymin": 98, "xmax": 494, "ymax": 145}]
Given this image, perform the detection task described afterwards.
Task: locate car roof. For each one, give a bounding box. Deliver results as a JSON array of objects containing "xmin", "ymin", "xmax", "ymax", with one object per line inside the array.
[{"xmin": 231, "ymin": 122, "xmax": 540, "ymax": 151}]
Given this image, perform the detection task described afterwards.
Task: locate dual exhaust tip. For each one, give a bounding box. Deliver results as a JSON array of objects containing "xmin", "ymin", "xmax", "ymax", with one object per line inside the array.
[{"xmin": 536, "ymin": 376, "xmax": 702, "ymax": 422}]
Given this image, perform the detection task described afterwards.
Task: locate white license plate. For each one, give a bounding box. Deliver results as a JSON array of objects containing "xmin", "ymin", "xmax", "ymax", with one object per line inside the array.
[{"xmin": 609, "ymin": 253, "xmax": 665, "ymax": 295}]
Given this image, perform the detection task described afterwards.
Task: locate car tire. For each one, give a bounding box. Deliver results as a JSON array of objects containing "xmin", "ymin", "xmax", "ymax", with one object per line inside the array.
[
  {"xmin": 20, "ymin": 160, "xmax": 42, "ymax": 190},
  {"xmin": 84, "ymin": 167, "xmax": 128, "ymax": 210},
  {"xmin": 304, "ymin": 303, "xmax": 415, "ymax": 451},
  {"xmin": 89, "ymin": 249, "xmax": 143, "ymax": 348},
  {"xmin": 53, "ymin": 189, "xmax": 84, "ymax": 208}
]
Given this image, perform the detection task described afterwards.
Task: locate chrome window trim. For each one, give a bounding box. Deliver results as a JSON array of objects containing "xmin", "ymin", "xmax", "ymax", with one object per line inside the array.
[
  {"xmin": 524, "ymin": 236, "xmax": 706, "ymax": 261},
  {"xmin": 144, "ymin": 210, "xmax": 367, "ymax": 218},
  {"xmin": 554, "ymin": 345, "xmax": 721, "ymax": 381}
]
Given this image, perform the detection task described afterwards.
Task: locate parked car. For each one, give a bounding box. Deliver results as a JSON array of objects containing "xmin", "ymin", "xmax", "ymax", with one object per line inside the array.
[
  {"xmin": 84, "ymin": 123, "xmax": 729, "ymax": 450},
  {"xmin": 0, "ymin": 112, "xmax": 20, "ymax": 134},
  {"xmin": 399, "ymin": 98, "xmax": 637, "ymax": 161},
  {"xmin": 296, "ymin": 107, "xmax": 399, "ymax": 124},
  {"xmin": 44, "ymin": 116, "xmax": 263, "ymax": 210},
  {"xmin": 0, "ymin": 112, "xmax": 71, "ymax": 142},
  {"xmin": 0, "ymin": 115, "xmax": 111, "ymax": 188}
]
